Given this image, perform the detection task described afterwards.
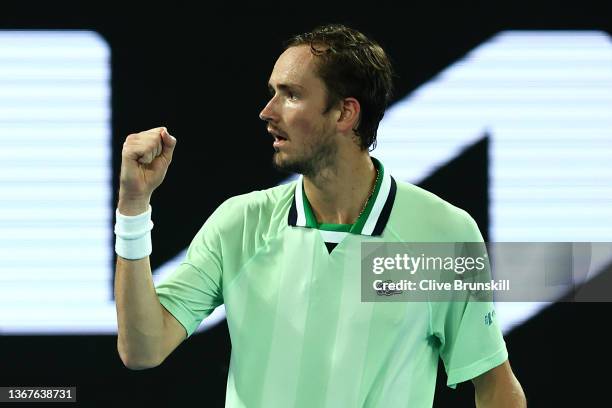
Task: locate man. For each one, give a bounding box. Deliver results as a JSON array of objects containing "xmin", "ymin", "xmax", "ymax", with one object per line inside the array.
[{"xmin": 114, "ymin": 24, "xmax": 526, "ymax": 407}]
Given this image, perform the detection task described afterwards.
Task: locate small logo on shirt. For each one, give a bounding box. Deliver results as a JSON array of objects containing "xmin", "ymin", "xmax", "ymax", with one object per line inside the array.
[
  {"xmin": 376, "ymin": 280, "xmax": 402, "ymax": 296},
  {"xmin": 484, "ymin": 310, "xmax": 496, "ymax": 326}
]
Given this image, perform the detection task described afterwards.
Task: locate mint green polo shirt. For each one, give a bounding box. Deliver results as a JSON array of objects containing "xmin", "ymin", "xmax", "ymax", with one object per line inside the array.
[{"xmin": 155, "ymin": 158, "xmax": 508, "ymax": 407}]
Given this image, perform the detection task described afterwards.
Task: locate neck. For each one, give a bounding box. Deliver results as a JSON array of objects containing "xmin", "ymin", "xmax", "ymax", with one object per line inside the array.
[{"xmin": 303, "ymin": 152, "xmax": 377, "ymax": 225}]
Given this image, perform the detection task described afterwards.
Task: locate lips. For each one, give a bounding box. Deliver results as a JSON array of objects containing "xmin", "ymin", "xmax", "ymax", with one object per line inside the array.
[
  {"xmin": 268, "ymin": 127, "xmax": 288, "ymax": 150},
  {"xmin": 268, "ymin": 127, "xmax": 288, "ymax": 141},
  {"xmin": 272, "ymin": 138, "xmax": 287, "ymax": 149}
]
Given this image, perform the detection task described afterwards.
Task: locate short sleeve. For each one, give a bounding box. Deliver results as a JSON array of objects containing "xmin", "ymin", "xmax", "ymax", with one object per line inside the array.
[
  {"xmin": 433, "ymin": 299, "xmax": 508, "ymax": 388},
  {"xmin": 155, "ymin": 204, "xmax": 227, "ymax": 338},
  {"xmin": 431, "ymin": 212, "xmax": 508, "ymax": 388}
]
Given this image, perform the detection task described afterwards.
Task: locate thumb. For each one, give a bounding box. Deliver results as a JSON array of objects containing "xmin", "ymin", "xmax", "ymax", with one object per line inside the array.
[{"xmin": 161, "ymin": 128, "xmax": 177, "ymax": 161}]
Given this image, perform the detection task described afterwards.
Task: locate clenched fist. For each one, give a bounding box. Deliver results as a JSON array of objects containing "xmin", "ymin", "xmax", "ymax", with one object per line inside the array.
[{"xmin": 118, "ymin": 127, "xmax": 177, "ymax": 215}]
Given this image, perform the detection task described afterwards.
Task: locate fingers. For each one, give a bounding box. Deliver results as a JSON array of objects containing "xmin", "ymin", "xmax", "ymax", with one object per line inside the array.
[
  {"xmin": 160, "ymin": 128, "xmax": 177, "ymax": 162},
  {"xmin": 123, "ymin": 127, "xmax": 172, "ymax": 165}
]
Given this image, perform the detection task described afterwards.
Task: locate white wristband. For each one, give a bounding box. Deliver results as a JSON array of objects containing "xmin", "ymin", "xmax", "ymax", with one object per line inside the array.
[{"xmin": 114, "ymin": 205, "xmax": 154, "ymax": 260}]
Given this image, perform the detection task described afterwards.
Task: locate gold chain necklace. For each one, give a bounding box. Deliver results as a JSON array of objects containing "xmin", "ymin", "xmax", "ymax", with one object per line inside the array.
[{"xmin": 357, "ymin": 167, "xmax": 379, "ymax": 220}]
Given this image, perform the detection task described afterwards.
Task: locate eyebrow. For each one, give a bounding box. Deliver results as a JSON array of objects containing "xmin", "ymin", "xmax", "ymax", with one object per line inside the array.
[{"xmin": 267, "ymin": 82, "xmax": 305, "ymax": 94}]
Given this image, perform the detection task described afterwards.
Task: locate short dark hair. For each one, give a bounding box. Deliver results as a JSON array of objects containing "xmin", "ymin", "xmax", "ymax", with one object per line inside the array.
[{"xmin": 285, "ymin": 23, "xmax": 394, "ymax": 151}]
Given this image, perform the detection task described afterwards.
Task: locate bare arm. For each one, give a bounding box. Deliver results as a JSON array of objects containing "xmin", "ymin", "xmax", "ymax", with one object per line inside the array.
[
  {"xmin": 114, "ymin": 127, "xmax": 185, "ymax": 370},
  {"xmin": 115, "ymin": 241, "xmax": 186, "ymax": 370},
  {"xmin": 473, "ymin": 360, "xmax": 527, "ymax": 408}
]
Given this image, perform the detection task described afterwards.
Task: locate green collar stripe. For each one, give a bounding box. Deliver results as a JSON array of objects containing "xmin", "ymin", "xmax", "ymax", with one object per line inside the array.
[
  {"xmin": 294, "ymin": 157, "xmax": 390, "ymax": 237},
  {"xmin": 318, "ymin": 223, "xmax": 352, "ymax": 232},
  {"xmin": 302, "ymin": 191, "xmax": 318, "ymax": 228}
]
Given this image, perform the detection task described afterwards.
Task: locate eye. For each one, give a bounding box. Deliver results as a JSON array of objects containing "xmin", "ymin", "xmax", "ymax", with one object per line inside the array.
[{"xmin": 287, "ymin": 92, "xmax": 298, "ymax": 101}]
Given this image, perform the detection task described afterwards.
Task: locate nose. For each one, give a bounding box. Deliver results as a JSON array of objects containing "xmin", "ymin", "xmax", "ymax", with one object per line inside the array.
[{"xmin": 259, "ymin": 96, "xmax": 277, "ymax": 122}]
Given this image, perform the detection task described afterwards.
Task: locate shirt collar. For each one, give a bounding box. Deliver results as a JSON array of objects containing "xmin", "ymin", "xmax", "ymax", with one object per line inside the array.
[{"xmin": 287, "ymin": 157, "xmax": 397, "ymax": 236}]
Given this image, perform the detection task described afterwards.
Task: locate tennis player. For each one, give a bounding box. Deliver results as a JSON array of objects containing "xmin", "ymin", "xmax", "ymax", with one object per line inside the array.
[{"xmin": 114, "ymin": 24, "xmax": 526, "ymax": 407}]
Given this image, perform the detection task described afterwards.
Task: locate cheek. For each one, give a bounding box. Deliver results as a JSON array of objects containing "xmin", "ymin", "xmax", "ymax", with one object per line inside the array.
[
  {"xmin": 288, "ymin": 106, "xmax": 326, "ymax": 134},
  {"xmin": 292, "ymin": 117, "xmax": 318, "ymax": 136}
]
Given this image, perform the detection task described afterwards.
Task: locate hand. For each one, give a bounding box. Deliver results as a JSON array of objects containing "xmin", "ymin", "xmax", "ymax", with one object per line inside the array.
[{"xmin": 118, "ymin": 127, "xmax": 177, "ymax": 213}]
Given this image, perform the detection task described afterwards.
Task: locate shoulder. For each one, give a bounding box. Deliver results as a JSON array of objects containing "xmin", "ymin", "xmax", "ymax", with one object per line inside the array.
[
  {"xmin": 389, "ymin": 179, "xmax": 482, "ymax": 241},
  {"xmin": 189, "ymin": 182, "xmax": 296, "ymax": 260},
  {"xmin": 393, "ymin": 180, "xmax": 467, "ymax": 220},
  {"xmin": 218, "ymin": 181, "xmax": 295, "ymax": 215},
  {"xmin": 206, "ymin": 181, "xmax": 296, "ymax": 233}
]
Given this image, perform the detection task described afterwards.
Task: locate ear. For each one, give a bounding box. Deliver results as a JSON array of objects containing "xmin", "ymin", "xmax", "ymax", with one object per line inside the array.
[{"xmin": 336, "ymin": 97, "xmax": 361, "ymax": 133}]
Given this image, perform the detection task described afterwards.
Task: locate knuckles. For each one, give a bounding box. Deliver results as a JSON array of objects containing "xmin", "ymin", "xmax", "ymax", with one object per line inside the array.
[
  {"xmin": 125, "ymin": 133, "xmax": 138, "ymax": 142},
  {"xmin": 125, "ymin": 129, "xmax": 162, "ymax": 143},
  {"xmin": 122, "ymin": 129, "xmax": 168, "ymax": 161}
]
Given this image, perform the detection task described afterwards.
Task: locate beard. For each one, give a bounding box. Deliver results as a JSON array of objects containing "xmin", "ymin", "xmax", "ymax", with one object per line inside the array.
[{"xmin": 272, "ymin": 132, "xmax": 338, "ymax": 178}]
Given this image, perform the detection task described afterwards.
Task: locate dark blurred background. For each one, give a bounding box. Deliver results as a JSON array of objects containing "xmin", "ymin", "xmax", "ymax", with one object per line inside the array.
[{"xmin": 1, "ymin": 1, "xmax": 611, "ymax": 406}]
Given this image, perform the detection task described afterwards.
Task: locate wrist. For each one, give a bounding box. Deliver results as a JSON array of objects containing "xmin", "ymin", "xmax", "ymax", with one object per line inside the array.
[
  {"xmin": 114, "ymin": 205, "xmax": 154, "ymax": 260},
  {"xmin": 118, "ymin": 197, "xmax": 151, "ymax": 216}
]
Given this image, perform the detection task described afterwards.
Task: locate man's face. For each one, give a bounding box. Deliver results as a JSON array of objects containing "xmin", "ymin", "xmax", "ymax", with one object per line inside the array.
[{"xmin": 260, "ymin": 45, "xmax": 339, "ymax": 177}]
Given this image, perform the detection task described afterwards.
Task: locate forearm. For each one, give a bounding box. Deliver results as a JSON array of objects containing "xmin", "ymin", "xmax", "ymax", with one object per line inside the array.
[
  {"xmin": 115, "ymin": 255, "xmax": 166, "ymax": 369},
  {"xmin": 114, "ymin": 198, "xmax": 165, "ymax": 369},
  {"xmin": 475, "ymin": 375, "xmax": 526, "ymax": 408}
]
